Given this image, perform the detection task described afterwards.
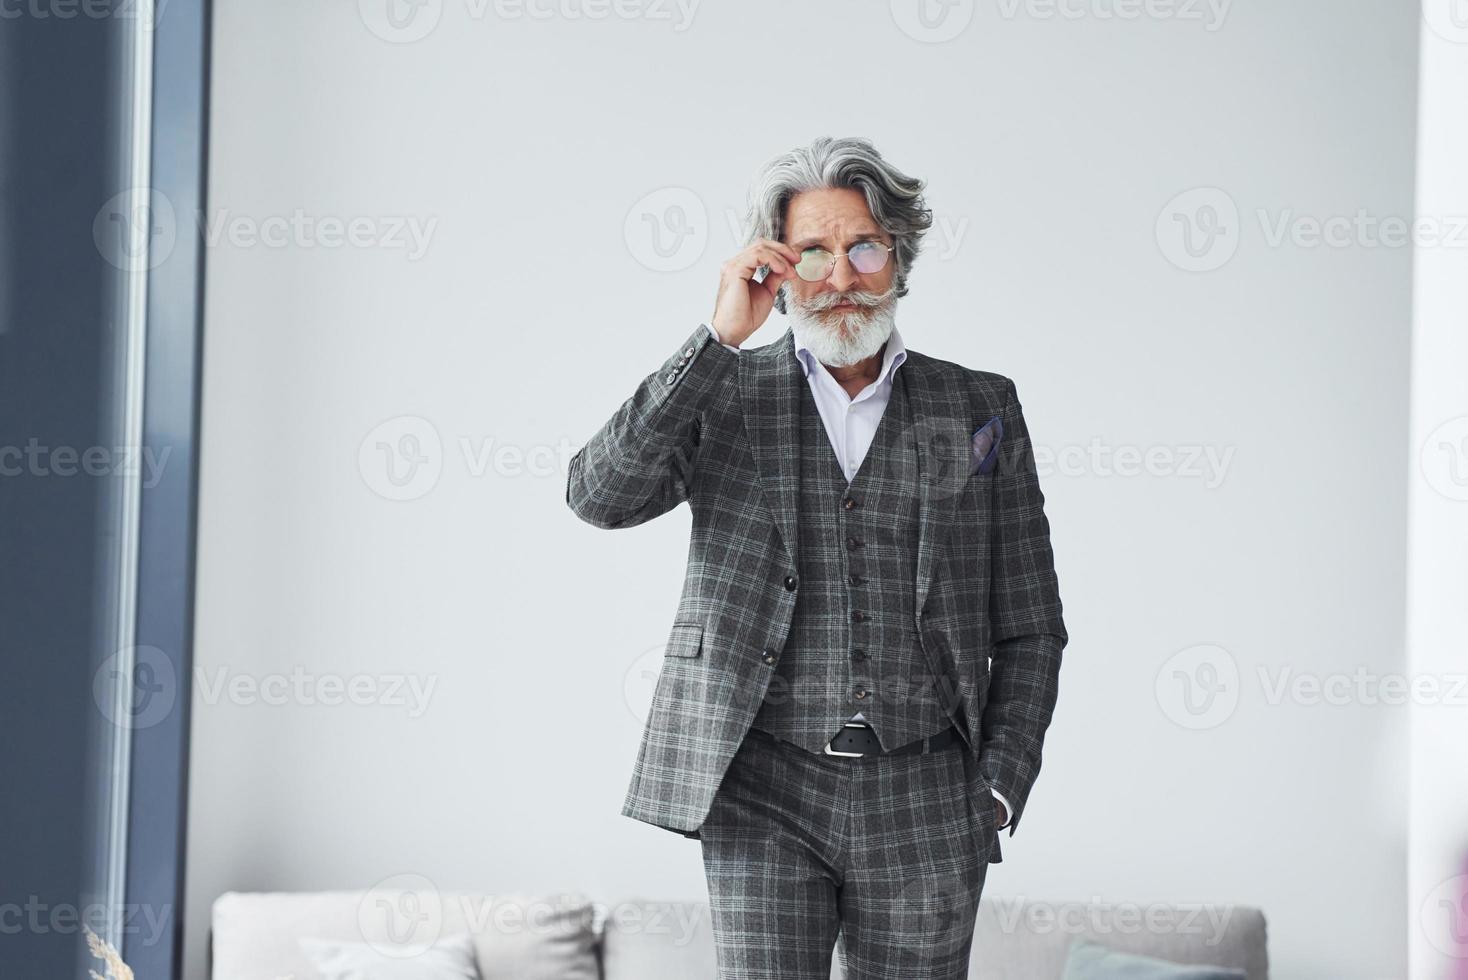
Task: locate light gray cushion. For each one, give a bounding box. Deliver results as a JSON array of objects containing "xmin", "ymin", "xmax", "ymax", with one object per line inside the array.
[
  {"xmin": 970, "ymin": 899, "xmax": 1269, "ymax": 980},
  {"xmin": 211, "ymin": 891, "xmax": 598, "ymax": 980},
  {"xmin": 299, "ymin": 932, "xmax": 479, "ymax": 979},
  {"xmin": 1062, "ymin": 938, "xmax": 1248, "ymax": 979},
  {"xmin": 597, "ymin": 897, "xmax": 719, "ymax": 980}
]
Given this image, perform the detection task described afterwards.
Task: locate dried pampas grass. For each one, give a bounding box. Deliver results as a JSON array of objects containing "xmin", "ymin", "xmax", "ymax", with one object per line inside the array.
[{"xmin": 82, "ymin": 924, "xmax": 294, "ymax": 980}]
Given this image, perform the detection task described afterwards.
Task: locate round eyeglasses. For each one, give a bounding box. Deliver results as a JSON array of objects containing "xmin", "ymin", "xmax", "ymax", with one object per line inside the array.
[{"xmin": 792, "ymin": 241, "xmax": 894, "ymax": 282}]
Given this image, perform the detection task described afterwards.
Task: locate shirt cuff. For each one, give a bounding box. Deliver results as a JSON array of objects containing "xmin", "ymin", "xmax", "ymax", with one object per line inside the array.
[
  {"xmin": 990, "ymin": 786, "xmax": 1014, "ymax": 829},
  {"xmin": 703, "ymin": 322, "xmax": 740, "ymax": 353}
]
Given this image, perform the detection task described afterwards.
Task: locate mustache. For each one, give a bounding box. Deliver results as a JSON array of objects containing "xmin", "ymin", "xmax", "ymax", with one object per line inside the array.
[{"xmin": 796, "ymin": 287, "xmax": 894, "ymax": 311}]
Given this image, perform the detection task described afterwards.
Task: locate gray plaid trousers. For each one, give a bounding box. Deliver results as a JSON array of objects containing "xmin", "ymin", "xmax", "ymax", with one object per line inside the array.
[{"xmin": 699, "ymin": 725, "xmax": 992, "ymax": 979}]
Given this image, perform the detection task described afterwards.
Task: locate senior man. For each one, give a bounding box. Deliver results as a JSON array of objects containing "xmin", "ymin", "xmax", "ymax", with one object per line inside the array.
[{"xmin": 566, "ymin": 135, "xmax": 1067, "ymax": 979}]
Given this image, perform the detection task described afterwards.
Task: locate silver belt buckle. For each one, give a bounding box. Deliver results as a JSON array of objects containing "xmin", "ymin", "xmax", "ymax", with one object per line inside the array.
[{"xmin": 823, "ymin": 721, "xmax": 873, "ymax": 757}]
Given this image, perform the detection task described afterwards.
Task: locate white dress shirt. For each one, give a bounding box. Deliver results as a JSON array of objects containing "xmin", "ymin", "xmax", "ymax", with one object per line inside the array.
[{"xmin": 703, "ymin": 322, "xmax": 1013, "ymax": 828}]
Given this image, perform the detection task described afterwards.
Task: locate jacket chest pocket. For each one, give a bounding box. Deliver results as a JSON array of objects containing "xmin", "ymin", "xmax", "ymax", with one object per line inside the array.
[{"xmin": 664, "ymin": 622, "xmax": 704, "ymax": 658}]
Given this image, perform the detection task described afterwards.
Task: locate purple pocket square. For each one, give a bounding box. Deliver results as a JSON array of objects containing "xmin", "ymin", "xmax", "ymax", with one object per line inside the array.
[{"xmin": 971, "ymin": 416, "xmax": 1004, "ymax": 476}]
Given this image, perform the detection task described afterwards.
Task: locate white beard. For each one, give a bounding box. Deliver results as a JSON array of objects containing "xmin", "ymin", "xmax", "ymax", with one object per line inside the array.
[{"xmin": 786, "ymin": 282, "xmax": 899, "ymax": 368}]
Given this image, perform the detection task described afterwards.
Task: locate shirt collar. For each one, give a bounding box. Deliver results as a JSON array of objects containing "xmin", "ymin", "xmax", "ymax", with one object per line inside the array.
[{"xmin": 792, "ymin": 321, "xmax": 907, "ymax": 385}]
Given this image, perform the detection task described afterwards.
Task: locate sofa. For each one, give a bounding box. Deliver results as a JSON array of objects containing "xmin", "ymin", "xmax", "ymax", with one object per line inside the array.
[{"xmin": 210, "ymin": 890, "xmax": 1269, "ymax": 978}]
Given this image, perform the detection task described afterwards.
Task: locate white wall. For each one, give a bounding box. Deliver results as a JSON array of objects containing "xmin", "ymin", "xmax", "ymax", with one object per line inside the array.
[
  {"xmin": 1408, "ymin": 10, "xmax": 1468, "ymax": 980},
  {"xmin": 185, "ymin": 2, "xmax": 1420, "ymax": 977}
]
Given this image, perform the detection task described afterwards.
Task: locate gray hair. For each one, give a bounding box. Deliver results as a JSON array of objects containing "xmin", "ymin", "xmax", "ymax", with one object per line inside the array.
[{"xmin": 743, "ymin": 136, "xmax": 933, "ymax": 314}]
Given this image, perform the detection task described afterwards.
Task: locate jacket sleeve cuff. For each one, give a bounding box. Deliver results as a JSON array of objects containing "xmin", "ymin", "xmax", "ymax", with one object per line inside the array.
[{"xmin": 703, "ymin": 322, "xmax": 741, "ymax": 353}]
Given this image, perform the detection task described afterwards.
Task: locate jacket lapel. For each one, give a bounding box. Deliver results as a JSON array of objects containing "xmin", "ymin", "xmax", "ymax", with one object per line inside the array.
[
  {"xmin": 740, "ymin": 326, "xmax": 803, "ymax": 566},
  {"xmin": 902, "ymin": 352, "xmax": 969, "ymax": 625}
]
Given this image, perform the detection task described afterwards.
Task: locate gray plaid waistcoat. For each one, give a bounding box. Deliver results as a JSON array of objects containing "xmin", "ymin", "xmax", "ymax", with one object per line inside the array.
[{"xmin": 749, "ymin": 367, "xmax": 955, "ymax": 752}]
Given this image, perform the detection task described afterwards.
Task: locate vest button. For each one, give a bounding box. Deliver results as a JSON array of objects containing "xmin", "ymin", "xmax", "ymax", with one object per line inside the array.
[
  {"xmin": 783, "ymin": 575, "xmax": 798, "ymax": 591},
  {"xmin": 851, "ymin": 649, "xmax": 867, "ymax": 662},
  {"xmin": 851, "ymin": 610, "xmax": 866, "ymax": 624},
  {"xmin": 853, "ymin": 688, "xmax": 869, "ymax": 700},
  {"xmin": 842, "ymin": 496, "xmax": 858, "ymax": 510},
  {"xmin": 848, "ymin": 573, "xmax": 864, "ymax": 586},
  {"xmin": 761, "ymin": 648, "xmax": 778, "ymax": 665},
  {"xmin": 846, "ymin": 537, "xmax": 864, "ymax": 551}
]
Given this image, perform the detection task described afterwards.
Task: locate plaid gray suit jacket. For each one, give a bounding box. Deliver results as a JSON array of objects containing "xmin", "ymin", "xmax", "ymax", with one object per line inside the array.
[{"xmin": 566, "ymin": 322, "xmax": 1067, "ymax": 851}]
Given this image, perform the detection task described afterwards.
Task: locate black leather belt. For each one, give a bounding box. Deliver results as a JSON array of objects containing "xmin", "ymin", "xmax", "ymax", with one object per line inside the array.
[{"xmin": 823, "ymin": 722, "xmax": 960, "ymax": 757}]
